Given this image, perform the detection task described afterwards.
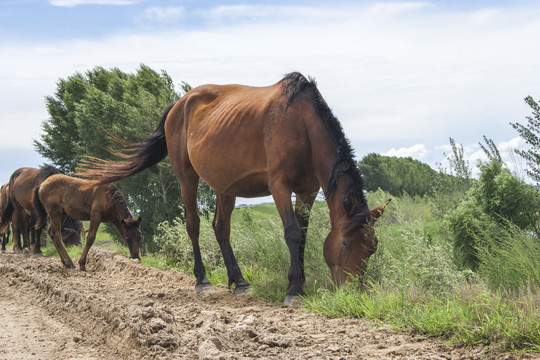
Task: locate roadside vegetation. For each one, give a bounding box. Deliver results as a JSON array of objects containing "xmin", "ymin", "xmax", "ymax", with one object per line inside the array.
[{"xmin": 24, "ymin": 65, "xmax": 540, "ymax": 354}]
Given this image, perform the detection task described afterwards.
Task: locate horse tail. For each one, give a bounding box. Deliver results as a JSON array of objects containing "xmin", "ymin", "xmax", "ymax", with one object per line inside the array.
[
  {"xmin": 76, "ymin": 101, "xmax": 176, "ymax": 185},
  {"xmin": 33, "ymin": 186, "xmax": 48, "ymax": 231},
  {"xmin": 61, "ymin": 217, "xmax": 82, "ymax": 246}
]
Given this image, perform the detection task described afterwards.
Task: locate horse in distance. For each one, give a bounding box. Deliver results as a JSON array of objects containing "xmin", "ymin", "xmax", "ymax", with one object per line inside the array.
[
  {"xmin": 77, "ymin": 72, "xmax": 389, "ymax": 306},
  {"xmin": 34, "ymin": 174, "xmax": 141, "ymax": 270},
  {"xmin": 0, "ymin": 184, "xmax": 11, "ymax": 253},
  {"xmin": 0, "ymin": 166, "xmax": 83, "ymax": 256}
]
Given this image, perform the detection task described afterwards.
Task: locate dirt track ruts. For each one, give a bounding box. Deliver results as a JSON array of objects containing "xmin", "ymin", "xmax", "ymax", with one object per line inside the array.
[{"xmin": 0, "ymin": 248, "xmax": 531, "ymax": 359}]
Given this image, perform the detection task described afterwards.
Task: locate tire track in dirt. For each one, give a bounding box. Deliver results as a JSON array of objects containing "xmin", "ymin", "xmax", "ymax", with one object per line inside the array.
[{"xmin": 0, "ymin": 248, "xmax": 529, "ymax": 359}]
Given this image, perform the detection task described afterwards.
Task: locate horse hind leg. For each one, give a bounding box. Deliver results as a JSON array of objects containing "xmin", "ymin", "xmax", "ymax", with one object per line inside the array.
[
  {"xmin": 1, "ymin": 231, "xmax": 7, "ymax": 253},
  {"xmin": 78, "ymin": 219, "xmax": 100, "ymax": 271},
  {"xmin": 11, "ymin": 215, "xmax": 24, "ymax": 253},
  {"xmin": 213, "ymin": 194, "xmax": 251, "ymax": 294},
  {"xmin": 179, "ymin": 169, "xmax": 212, "ymax": 294},
  {"xmin": 49, "ymin": 216, "xmax": 75, "ymax": 269}
]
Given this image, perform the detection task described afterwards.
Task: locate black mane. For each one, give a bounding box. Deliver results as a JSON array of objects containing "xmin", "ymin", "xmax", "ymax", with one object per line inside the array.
[
  {"xmin": 37, "ymin": 164, "xmax": 61, "ymax": 183},
  {"xmin": 108, "ymin": 186, "xmax": 132, "ymax": 220},
  {"xmin": 281, "ymin": 72, "xmax": 367, "ymax": 206}
]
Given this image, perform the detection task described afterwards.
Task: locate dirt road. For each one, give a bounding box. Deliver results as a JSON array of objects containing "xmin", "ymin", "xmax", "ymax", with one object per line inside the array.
[{"xmin": 0, "ymin": 248, "xmax": 530, "ymax": 359}]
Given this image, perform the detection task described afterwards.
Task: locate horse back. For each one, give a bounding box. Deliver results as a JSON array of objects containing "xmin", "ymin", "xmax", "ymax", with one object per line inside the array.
[
  {"xmin": 9, "ymin": 168, "xmax": 42, "ymax": 213},
  {"xmin": 165, "ymin": 82, "xmax": 317, "ymax": 196},
  {"xmin": 39, "ymin": 174, "xmax": 97, "ymax": 221}
]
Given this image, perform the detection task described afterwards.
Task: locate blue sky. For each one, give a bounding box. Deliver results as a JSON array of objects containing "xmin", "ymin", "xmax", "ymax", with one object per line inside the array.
[{"xmin": 1, "ymin": 0, "xmax": 539, "ymax": 198}]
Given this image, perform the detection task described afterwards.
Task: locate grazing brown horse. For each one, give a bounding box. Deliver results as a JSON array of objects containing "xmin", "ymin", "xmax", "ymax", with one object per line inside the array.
[
  {"xmin": 78, "ymin": 72, "xmax": 389, "ymax": 305},
  {"xmin": 0, "ymin": 184, "xmax": 11, "ymax": 253},
  {"xmin": 0, "ymin": 166, "xmax": 84, "ymax": 255},
  {"xmin": 34, "ymin": 174, "xmax": 141, "ymax": 270}
]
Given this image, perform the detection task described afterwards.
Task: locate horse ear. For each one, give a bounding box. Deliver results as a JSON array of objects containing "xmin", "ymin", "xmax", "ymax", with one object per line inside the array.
[
  {"xmin": 136, "ymin": 216, "xmax": 142, "ymax": 226},
  {"xmin": 343, "ymin": 192, "xmax": 357, "ymax": 217},
  {"xmin": 371, "ymin": 199, "xmax": 391, "ymax": 222}
]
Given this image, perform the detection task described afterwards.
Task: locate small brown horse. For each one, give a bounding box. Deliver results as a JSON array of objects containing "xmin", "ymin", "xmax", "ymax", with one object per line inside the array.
[
  {"xmin": 0, "ymin": 166, "xmax": 83, "ymax": 255},
  {"xmin": 34, "ymin": 174, "xmax": 141, "ymax": 270},
  {"xmin": 78, "ymin": 72, "xmax": 389, "ymax": 305},
  {"xmin": 0, "ymin": 184, "xmax": 11, "ymax": 253}
]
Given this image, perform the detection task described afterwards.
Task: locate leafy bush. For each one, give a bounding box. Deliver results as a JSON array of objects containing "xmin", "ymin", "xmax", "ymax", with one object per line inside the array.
[
  {"xmin": 446, "ymin": 199, "xmax": 503, "ymax": 271},
  {"xmin": 447, "ymin": 160, "xmax": 540, "ymax": 271}
]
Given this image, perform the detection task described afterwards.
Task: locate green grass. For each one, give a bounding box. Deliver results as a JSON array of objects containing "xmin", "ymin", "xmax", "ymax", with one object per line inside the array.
[{"xmin": 304, "ymin": 283, "xmax": 540, "ymax": 353}]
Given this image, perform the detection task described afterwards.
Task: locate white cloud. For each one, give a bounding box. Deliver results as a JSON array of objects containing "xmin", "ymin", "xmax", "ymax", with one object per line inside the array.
[
  {"xmin": 49, "ymin": 0, "xmax": 139, "ymax": 7},
  {"xmin": 384, "ymin": 144, "xmax": 429, "ymax": 160},
  {"xmin": 499, "ymin": 136, "xmax": 526, "ymax": 153},
  {"xmin": 142, "ymin": 6, "xmax": 185, "ymax": 22}
]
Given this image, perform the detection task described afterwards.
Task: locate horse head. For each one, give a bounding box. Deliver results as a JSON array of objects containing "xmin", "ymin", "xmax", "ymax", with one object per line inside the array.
[
  {"xmin": 323, "ymin": 197, "xmax": 390, "ymax": 286},
  {"xmin": 120, "ymin": 217, "xmax": 142, "ymax": 259}
]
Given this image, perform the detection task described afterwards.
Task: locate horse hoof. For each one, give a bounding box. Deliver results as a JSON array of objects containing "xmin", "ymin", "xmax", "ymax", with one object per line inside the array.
[
  {"xmin": 22, "ymin": 248, "xmax": 31, "ymax": 256},
  {"xmin": 33, "ymin": 252, "xmax": 44, "ymax": 258},
  {"xmin": 1, "ymin": 249, "xmax": 5, "ymax": 253},
  {"xmin": 283, "ymin": 295, "xmax": 303, "ymax": 308},
  {"xmin": 234, "ymin": 285, "xmax": 252, "ymax": 295},
  {"xmin": 195, "ymin": 283, "xmax": 213, "ymax": 294}
]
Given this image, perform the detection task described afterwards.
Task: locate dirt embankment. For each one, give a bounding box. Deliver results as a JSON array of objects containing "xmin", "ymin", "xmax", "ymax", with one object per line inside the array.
[{"xmin": 0, "ymin": 248, "xmax": 531, "ymax": 359}]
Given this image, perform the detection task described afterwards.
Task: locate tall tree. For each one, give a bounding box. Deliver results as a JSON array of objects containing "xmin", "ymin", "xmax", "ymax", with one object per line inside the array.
[
  {"xmin": 34, "ymin": 65, "xmax": 215, "ymax": 250},
  {"xmin": 358, "ymin": 153, "xmax": 438, "ymax": 197},
  {"xmin": 511, "ymin": 96, "xmax": 540, "ymax": 183}
]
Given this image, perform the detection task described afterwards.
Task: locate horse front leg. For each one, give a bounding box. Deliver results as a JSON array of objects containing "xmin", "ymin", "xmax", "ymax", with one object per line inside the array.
[
  {"xmin": 31, "ymin": 219, "xmax": 43, "ymax": 257},
  {"xmin": 271, "ymin": 183, "xmax": 304, "ymax": 307},
  {"xmin": 213, "ymin": 194, "xmax": 251, "ymax": 294},
  {"xmin": 294, "ymin": 188, "xmax": 318, "ymax": 285},
  {"xmin": 21, "ymin": 219, "xmax": 32, "ymax": 254}
]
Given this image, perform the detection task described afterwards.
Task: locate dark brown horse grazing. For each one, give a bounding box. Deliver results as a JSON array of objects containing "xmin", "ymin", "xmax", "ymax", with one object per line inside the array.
[
  {"xmin": 0, "ymin": 166, "xmax": 83, "ymax": 256},
  {"xmin": 0, "ymin": 184, "xmax": 11, "ymax": 253},
  {"xmin": 78, "ymin": 72, "xmax": 389, "ymax": 306},
  {"xmin": 34, "ymin": 174, "xmax": 141, "ymax": 270}
]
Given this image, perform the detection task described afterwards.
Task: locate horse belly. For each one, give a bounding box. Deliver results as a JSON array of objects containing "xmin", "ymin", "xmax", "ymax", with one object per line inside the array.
[
  {"xmin": 63, "ymin": 203, "xmax": 91, "ymax": 221},
  {"xmin": 192, "ymin": 153, "xmax": 270, "ymax": 197},
  {"xmin": 188, "ymin": 132, "xmax": 269, "ymax": 197}
]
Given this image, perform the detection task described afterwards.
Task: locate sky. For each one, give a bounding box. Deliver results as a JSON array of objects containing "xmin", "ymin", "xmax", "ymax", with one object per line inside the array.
[{"xmin": 1, "ymin": 0, "xmax": 539, "ymax": 204}]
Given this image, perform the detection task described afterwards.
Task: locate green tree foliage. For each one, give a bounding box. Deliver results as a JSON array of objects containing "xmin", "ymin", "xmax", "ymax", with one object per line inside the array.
[
  {"xmin": 358, "ymin": 153, "xmax": 438, "ymax": 197},
  {"xmin": 511, "ymin": 96, "xmax": 540, "ymax": 183},
  {"xmin": 34, "ymin": 65, "xmax": 215, "ymax": 250},
  {"xmin": 479, "ymin": 135, "xmax": 502, "ymax": 165},
  {"xmin": 447, "ymin": 160, "xmax": 540, "ymax": 270}
]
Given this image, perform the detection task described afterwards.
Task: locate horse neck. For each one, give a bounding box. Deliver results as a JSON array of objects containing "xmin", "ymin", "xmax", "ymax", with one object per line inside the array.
[
  {"xmin": 305, "ymin": 115, "xmax": 363, "ymax": 226},
  {"xmin": 109, "ymin": 188, "xmax": 132, "ymax": 222},
  {"xmin": 305, "ymin": 114, "xmax": 341, "ymax": 195}
]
